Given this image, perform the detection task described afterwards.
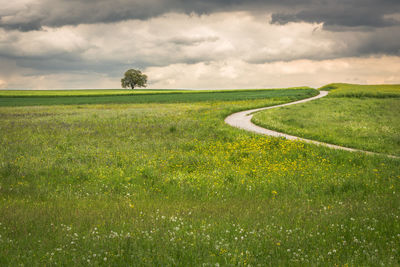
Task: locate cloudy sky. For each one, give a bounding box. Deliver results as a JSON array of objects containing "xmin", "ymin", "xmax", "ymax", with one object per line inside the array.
[{"xmin": 0, "ymin": 0, "xmax": 399, "ymax": 89}]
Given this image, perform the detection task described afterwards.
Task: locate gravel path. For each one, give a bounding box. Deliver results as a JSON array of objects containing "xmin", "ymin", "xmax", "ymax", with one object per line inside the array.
[{"xmin": 225, "ymin": 90, "xmax": 398, "ymax": 159}]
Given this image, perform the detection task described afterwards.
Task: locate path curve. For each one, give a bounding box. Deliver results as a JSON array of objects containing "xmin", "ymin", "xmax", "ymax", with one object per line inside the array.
[{"xmin": 225, "ymin": 90, "xmax": 398, "ymax": 159}]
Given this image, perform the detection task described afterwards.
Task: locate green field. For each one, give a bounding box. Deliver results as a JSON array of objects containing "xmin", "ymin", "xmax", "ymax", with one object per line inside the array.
[
  {"xmin": 0, "ymin": 89, "xmax": 188, "ymax": 97},
  {"xmin": 0, "ymin": 88, "xmax": 311, "ymax": 107},
  {"xmin": 320, "ymin": 83, "xmax": 400, "ymax": 98},
  {"xmin": 1, "ymin": 87, "xmax": 399, "ymax": 266},
  {"xmin": 252, "ymin": 84, "xmax": 400, "ymax": 156}
]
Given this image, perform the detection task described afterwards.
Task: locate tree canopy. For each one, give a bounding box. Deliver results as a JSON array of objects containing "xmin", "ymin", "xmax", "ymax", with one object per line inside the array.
[{"xmin": 121, "ymin": 69, "xmax": 147, "ymax": 89}]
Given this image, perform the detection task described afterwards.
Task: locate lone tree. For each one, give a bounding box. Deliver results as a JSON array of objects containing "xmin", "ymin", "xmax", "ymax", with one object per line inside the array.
[{"xmin": 121, "ymin": 69, "xmax": 147, "ymax": 89}]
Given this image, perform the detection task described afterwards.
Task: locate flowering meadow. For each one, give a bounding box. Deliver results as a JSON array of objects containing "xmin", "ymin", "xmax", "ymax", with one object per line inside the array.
[
  {"xmin": 253, "ymin": 84, "xmax": 400, "ymax": 156},
  {"xmin": 0, "ymin": 88, "xmax": 399, "ymax": 266}
]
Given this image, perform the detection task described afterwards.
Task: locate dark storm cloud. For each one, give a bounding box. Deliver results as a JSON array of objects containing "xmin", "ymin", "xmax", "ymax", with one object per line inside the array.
[
  {"xmin": 355, "ymin": 27, "xmax": 400, "ymax": 55},
  {"xmin": 1, "ymin": 0, "xmax": 399, "ymax": 31},
  {"xmin": 271, "ymin": 0, "xmax": 400, "ymax": 30},
  {"xmin": 0, "ymin": 0, "xmax": 256, "ymax": 31}
]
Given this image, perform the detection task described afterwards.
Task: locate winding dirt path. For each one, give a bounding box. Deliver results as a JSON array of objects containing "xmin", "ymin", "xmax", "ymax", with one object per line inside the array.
[{"xmin": 225, "ymin": 90, "xmax": 398, "ymax": 159}]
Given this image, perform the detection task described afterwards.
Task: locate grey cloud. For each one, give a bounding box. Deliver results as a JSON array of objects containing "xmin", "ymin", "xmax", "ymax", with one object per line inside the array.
[
  {"xmin": 0, "ymin": 6, "xmax": 399, "ymax": 89},
  {"xmin": 169, "ymin": 36, "xmax": 219, "ymax": 46},
  {"xmin": 0, "ymin": 0, "xmax": 255, "ymax": 31},
  {"xmin": 0, "ymin": 0, "xmax": 167, "ymax": 31},
  {"xmin": 355, "ymin": 27, "xmax": 400, "ymax": 55},
  {"xmin": 1, "ymin": 0, "xmax": 400, "ymax": 32},
  {"xmin": 271, "ymin": 0, "xmax": 400, "ymax": 30},
  {"xmin": 1, "ymin": 13, "xmax": 399, "ymax": 78}
]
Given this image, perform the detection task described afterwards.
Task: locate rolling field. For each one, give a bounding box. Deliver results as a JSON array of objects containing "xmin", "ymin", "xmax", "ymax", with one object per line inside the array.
[
  {"xmin": 1, "ymin": 87, "xmax": 399, "ymax": 266},
  {"xmin": 252, "ymin": 84, "xmax": 400, "ymax": 156},
  {"xmin": 320, "ymin": 83, "xmax": 400, "ymax": 98}
]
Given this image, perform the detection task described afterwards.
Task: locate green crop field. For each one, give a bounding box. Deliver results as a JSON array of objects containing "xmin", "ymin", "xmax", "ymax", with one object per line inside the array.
[
  {"xmin": 0, "ymin": 88, "xmax": 310, "ymax": 107},
  {"xmin": 0, "ymin": 89, "xmax": 187, "ymax": 97},
  {"xmin": 0, "ymin": 88, "xmax": 303, "ymax": 98},
  {"xmin": 252, "ymin": 83, "xmax": 400, "ymax": 156},
  {"xmin": 1, "ymin": 87, "xmax": 399, "ymax": 266}
]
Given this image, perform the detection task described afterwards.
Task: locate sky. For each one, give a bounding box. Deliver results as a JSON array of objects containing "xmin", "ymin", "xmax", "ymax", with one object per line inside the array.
[{"xmin": 0, "ymin": 0, "xmax": 400, "ymax": 89}]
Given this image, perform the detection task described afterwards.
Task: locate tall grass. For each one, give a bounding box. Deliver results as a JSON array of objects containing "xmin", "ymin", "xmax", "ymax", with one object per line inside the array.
[{"xmin": 1, "ymin": 88, "xmax": 399, "ymax": 266}]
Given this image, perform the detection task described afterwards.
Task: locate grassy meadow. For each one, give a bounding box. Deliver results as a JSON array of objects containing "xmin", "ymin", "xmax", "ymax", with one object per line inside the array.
[
  {"xmin": 253, "ymin": 83, "xmax": 400, "ymax": 156},
  {"xmin": 1, "ymin": 87, "xmax": 399, "ymax": 266},
  {"xmin": 320, "ymin": 83, "xmax": 400, "ymax": 98}
]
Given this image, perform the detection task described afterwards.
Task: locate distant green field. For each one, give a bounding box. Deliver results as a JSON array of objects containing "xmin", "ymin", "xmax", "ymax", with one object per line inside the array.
[
  {"xmin": 0, "ymin": 89, "xmax": 186, "ymax": 97},
  {"xmin": 320, "ymin": 83, "xmax": 400, "ymax": 98},
  {"xmin": 0, "ymin": 88, "xmax": 315, "ymax": 107},
  {"xmin": 0, "ymin": 88, "xmax": 305, "ymax": 98},
  {"xmin": 253, "ymin": 83, "xmax": 400, "ymax": 156}
]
